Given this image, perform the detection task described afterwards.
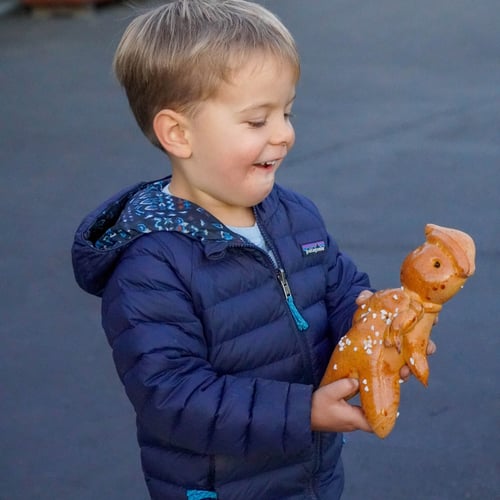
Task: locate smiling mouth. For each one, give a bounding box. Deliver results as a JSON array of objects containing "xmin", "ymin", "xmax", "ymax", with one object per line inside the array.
[{"xmin": 254, "ymin": 160, "xmax": 278, "ymax": 168}]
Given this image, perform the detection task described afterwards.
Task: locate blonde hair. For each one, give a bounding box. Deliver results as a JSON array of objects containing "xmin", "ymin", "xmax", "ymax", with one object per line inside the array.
[{"xmin": 113, "ymin": 0, "xmax": 300, "ymax": 149}]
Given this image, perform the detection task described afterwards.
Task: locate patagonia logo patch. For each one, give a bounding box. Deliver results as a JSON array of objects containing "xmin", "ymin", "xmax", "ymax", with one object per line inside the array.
[{"xmin": 301, "ymin": 240, "xmax": 326, "ymax": 256}]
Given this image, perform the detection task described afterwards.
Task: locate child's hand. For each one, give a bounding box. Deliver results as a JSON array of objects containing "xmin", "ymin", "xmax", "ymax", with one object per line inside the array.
[
  {"xmin": 311, "ymin": 378, "xmax": 372, "ymax": 433},
  {"xmin": 399, "ymin": 339, "xmax": 437, "ymax": 381}
]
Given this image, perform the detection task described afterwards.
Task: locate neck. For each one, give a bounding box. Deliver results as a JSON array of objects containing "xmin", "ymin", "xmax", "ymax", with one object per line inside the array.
[
  {"xmin": 214, "ymin": 206, "xmax": 256, "ymax": 228},
  {"xmin": 168, "ymin": 181, "xmax": 256, "ymax": 227}
]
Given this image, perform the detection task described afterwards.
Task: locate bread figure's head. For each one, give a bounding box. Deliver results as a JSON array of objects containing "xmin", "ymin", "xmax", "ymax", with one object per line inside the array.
[{"xmin": 400, "ymin": 224, "xmax": 476, "ymax": 304}]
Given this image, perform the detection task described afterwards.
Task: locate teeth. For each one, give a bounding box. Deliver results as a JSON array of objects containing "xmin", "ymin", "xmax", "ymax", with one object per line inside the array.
[{"xmin": 257, "ymin": 160, "xmax": 276, "ymax": 167}]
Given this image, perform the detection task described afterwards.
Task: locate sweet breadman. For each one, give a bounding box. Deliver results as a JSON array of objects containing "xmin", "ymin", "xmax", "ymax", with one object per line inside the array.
[{"xmin": 321, "ymin": 224, "xmax": 476, "ymax": 438}]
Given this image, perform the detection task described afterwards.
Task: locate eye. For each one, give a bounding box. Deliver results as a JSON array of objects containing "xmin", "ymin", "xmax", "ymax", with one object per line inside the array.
[
  {"xmin": 433, "ymin": 260, "xmax": 441, "ymax": 268},
  {"xmin": 247, "ymin": 120, "xmax": 266, "ymax": 128},
  {"xmin": 284, "ymin": 112, "xmax": 295, "ymax": 121}
]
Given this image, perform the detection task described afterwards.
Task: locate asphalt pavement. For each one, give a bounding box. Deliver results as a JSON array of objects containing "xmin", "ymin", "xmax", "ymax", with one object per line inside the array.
[{"xmin": 1, "ymin": 1, "xmax": 499, "ymax": 499}]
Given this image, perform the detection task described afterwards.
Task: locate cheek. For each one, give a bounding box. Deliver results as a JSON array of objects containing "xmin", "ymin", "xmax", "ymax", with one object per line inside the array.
[{"xmin": 228, "ymin": 134, "xmax": 266, "ymax": 160}]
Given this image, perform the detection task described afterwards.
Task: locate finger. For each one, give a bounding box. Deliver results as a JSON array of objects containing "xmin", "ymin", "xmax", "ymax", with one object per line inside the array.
[
  {"xmin": 356, "ymin": 290, "xmax": 373, "ymax": 305},
  {"xmin": 319, "ymin": 378, "xmax": 360, "ymax": 402},
  {"xmin": 346, "ymin": 404, "xmax": 373, "ymax": 433},
  {"xmin": 427, "ymin": 339, "xmax": 437, "ymax": 355},
  {"xmin": 332, "ymin": 377, "xmax": 359, "ymax": 399},
  {"xmin": 399, "ymin": 364, "xmax": 411, "ymax": 381}
]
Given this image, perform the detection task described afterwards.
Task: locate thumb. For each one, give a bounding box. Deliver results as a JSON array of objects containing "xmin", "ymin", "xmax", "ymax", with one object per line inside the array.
[
  {"xmin": 333, "ymin": 377, "xmax": 360, "ymax": 400},
  {"xmin": 356, "ymin": 290, "xmax": 373, "ymax": 305}
]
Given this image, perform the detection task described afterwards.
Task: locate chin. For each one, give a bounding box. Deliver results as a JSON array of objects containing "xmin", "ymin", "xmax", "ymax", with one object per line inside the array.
[{"xmin": 253, "ymin": 185, "xmax": 275, "ymax": 205}]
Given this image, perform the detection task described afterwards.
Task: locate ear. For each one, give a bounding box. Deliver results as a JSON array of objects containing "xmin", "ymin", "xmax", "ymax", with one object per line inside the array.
[{"xmin": 153, "ymin": 109, "xmax": 192, "ymax": 158}]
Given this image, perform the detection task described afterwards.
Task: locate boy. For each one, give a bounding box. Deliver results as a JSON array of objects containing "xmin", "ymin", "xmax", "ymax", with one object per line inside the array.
[{"xmin": 72, "ymin": 1, "xmax": 376, "ymax": 498}]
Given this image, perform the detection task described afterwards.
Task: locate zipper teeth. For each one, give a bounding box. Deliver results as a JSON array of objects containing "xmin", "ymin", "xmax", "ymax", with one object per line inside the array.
[
  {"xmin": 226, "ymin": 219, "xmax": 309, "ymax": 331},
  {"xmin": 246, "ymin": 212, "xmax": 309, "ymax": 330},
  {"xmin": 308, "ymin": 434, "xmax": 322, "ymax": 499},
  {"xmin": 277, "ymin": 270, "xmax": 309, "ymax": 331},
  {"xmin": 252, "ymin": 207, "xmax": 282, "ymax": 268}
]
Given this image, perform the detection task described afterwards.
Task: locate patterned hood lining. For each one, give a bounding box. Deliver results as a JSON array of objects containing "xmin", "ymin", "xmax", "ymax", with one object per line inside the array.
[{"xmin": 92, "ymin": 179, "xmax": 246, "ymax": 250}]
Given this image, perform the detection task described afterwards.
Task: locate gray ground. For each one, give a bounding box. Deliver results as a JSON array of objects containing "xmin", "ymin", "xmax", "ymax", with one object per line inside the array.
[{"xmin": 1, "ymin": 0, "xmax": 499, "ymax": 498}]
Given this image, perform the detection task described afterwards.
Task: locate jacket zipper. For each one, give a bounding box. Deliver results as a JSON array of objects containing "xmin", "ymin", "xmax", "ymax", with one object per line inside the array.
[
  {"xmin": 229, "ymin": 216, "xmax": 321, "ymax": 496},
  {"xmin": 231, "ymin": 240, "xmax": 309, "ymax": 332},
  {"xmin": 252, "ymin": 217, "xmax": 321, "ymax": 497},
  {"xmin": 276, "ymin": 268, "xmax": 309, "ymax": 331},
  {"xmin": 250, "ymin": 208, "xmax": 310, "ymax": 332}
]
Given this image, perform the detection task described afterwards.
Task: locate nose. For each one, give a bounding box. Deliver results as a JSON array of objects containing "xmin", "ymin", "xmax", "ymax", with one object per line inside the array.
[{"xmin": 270, "ymin": 116, "xmax": 295, "ymax": 149}]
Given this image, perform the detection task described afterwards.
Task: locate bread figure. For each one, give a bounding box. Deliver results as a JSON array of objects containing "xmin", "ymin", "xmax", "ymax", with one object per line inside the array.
[{"xmin": 320, "ymin": 224, "xmax": 476, "ymax": 438}]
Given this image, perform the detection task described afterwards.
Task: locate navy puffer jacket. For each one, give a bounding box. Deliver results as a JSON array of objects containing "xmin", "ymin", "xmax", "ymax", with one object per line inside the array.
[{"xmin": 72, "ymin": 178, "xmax": 371, "ymax": 500}]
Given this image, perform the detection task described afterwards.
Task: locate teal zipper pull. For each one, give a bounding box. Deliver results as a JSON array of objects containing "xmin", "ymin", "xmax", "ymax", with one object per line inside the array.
[
  {"xmin": 186, "ymin": 490, "xmax": 217, "ymax": 500},
  {"xmin": 277, "ymin": 269, "xmax": 309, "ymax": 331}
]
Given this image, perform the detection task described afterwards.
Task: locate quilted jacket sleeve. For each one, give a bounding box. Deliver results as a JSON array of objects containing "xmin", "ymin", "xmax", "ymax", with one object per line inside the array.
[
  {"xmin": 324, "ymin": 235, "xmax": 372, "ymax": 342},
  {"xmin": 101, "ymin": 235, "xmax": 313, "ymax": 458}
]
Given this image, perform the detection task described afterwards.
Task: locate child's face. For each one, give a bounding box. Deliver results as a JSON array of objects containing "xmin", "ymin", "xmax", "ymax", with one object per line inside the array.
[{"xmin": 172, "ymin": 53, "xmax": 297, "ymax": 224}]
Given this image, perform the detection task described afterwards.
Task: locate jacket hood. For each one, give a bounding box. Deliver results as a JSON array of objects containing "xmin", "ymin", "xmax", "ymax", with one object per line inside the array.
[{"xmin": 71, "ymin": 177, "xmax": 274, "ymax": 297}]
